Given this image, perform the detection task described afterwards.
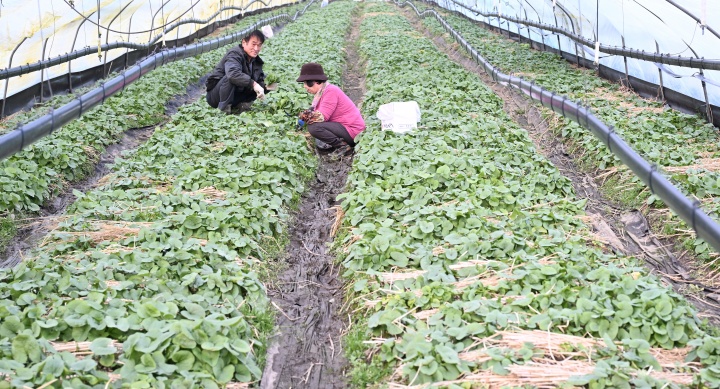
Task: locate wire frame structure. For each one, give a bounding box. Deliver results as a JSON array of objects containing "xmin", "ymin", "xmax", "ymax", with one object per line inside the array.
[
  {"xmin": 0, "ymin": 0, "xmax": 299, "ymax": 117},
  {"xmin": 434, "ymin": 0, "xmax": 720, "ymax": 124}
]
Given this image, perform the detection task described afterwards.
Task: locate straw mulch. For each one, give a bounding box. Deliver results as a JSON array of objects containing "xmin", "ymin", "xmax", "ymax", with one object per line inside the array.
[
  {"xmin": 342, "ymin": 230, "xmax": 363, "ymax": 253},
  {"xmin": 461, "ymin": 330, "xmax": 695, "ymax": 368},
  {"xmin": 50, "ymin": 221, "xmax": 153, "ymax": 245},
  {"xmin": 387, "ymin": 330, "xmax": 696, "ymax": 388},
  {"xmin": 330, "ymin": 205, "xmax": 344, "ymax": 238},
  {"xmin": 391, "ymin": 359, "xmax": 694, "ymax": 388},
  {"xmin": 184, "ymin": 186, "xmax": 227, "ymax": 202},
  {"xmin": 663, "ymin": 158, "xmax": 720, "ymax": 174},
  {"xmin": 363, "ymin": 274, "xmax": 501, "ymax": 309},
  {"xmin": 372, "ymin": 259, "xmax": 499, "ymax": 284},
  {"xmin": 50, "ymin": 340, "xmax": 122, "ymax": 356},
  {"xmin": 225, "ymin": 383, "xmax": 250, "ymax": 389}
]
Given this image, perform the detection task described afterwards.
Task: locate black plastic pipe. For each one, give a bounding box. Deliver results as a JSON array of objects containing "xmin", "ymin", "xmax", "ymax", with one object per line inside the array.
[{"xmin": 399, "ymin": 0, "xmax": 720, "ymax": 255}]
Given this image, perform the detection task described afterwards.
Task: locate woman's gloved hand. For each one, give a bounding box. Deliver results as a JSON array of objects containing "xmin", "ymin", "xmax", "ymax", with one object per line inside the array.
[{"xmin": 298, "ymin": 109, "xmax": 324, "ymax": 125}]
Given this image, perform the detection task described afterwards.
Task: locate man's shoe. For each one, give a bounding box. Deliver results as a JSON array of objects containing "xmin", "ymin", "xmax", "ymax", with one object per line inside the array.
[
  {"xmin": 329, "ymin": 144, "xmax": 353, "ymax": 159},
  {"xmin": 235, "ymin": 102, "xmax": 253, "ymax": 112},
  {"xmin": 219, "ymin": 104, "xmax": 232, "ymax": 114}
]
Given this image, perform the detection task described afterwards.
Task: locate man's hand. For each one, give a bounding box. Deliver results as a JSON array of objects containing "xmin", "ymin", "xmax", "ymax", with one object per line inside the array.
[{"xmin": 253, "ymin": 82, "xmax": 265, "ymax": 100}]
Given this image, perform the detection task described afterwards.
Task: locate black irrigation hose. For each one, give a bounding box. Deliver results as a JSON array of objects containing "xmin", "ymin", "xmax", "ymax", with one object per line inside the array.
[
  {"xmin": 0, "ymin": 2, "xmax": 317, "ymax": 162},
  {"xmin": 397, "ymin": 0, "xmax": 720, "ymax": 255},
  {"xmin": 0, "ymin": 0, "xmax": 290, "ymax": 81},
  {"xmin": 436, "ymin": 0, "xmax": 720, "ymax": 72}
]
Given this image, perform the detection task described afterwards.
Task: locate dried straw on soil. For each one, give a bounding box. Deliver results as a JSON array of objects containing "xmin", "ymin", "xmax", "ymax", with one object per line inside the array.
[
  {"xmin": 363, "ymin": 274, "xmax": 501, "ymax": 309},
  {"xmin": 184, "ymin": 186, "xmax": 227, "ymax": 201},
  {"xmin": 372, "ymin": 259, "xmax": 497, "ymax": 284},
  {"xmin": 461, "ymin": 330, "xmax": 694, "ymax": 368},
  {"xmin": 225, "ymin": 383, "xmax": 250, "ymax": 389},
  {"xmin": 664, "ymin": 158, "xmax": 720, "ymax": 174},
  {"xmin": 330, "ymin": 204, "xmax": 344, "ymax": 238},
  {"xmin": 342, "ymin": 230, "xmax": 363, "ymax": 253},
  {"xmin": 51, "ymin": 221, "xmax": 153, "ymax": 244},
  {"xmin": 387, "ymin": 331, "xmax": 696, "ymax": 388},
  {"xmin": 51, "ymin": 340, "xmax": 122, "ymax": 356}
]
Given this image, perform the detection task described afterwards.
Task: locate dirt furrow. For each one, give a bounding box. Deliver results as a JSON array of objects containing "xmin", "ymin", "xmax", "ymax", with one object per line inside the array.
[{"xmin": 259, "ymin": 6, "xmax": 365, "ymax": 388}]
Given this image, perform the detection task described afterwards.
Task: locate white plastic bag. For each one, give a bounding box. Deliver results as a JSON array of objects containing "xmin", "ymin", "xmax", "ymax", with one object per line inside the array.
[
  {"xmin": 261, "ymin": 25, "xmax": 274, "ymax": 39},
  {"xmin": 321, "ymin": 0, "xmax": 329, "ymax": 7},
  {"xmin": 376, "ymin": 101, "xmax": 421, "ymax": 134}
]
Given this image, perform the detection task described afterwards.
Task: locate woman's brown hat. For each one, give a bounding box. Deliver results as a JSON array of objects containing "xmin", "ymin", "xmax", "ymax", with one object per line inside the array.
[{"xmin": 296, "ymin": 62, "xmax": 328, "ymax": 82}]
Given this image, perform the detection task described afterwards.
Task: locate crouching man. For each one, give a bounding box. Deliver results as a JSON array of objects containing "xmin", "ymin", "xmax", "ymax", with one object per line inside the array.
[{"xmin": 206, "ymin": 30, "xmax": 269, "ymax": 113}]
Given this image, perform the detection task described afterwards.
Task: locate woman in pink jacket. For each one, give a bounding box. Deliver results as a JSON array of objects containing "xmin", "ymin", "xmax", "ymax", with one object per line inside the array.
[{"xmin": 297, "ymin": 62, "xmax": 365, "ymax": 158}]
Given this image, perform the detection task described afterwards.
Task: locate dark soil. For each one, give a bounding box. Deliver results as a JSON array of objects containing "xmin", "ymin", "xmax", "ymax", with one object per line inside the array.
[
  {"xmin": 0, "ymin": 80, "xmax": 207, "ymax": 268},
  {"xmin": 259, "ymin": 7, "xmax": 366, "ymax": 389},
  {"xmin": 398, "ymin": 4, "xmax": 720, "ymax": 325}
]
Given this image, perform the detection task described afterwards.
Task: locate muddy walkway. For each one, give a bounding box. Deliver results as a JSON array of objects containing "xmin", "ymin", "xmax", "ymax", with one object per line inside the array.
[
  {"xmin": 259, "ymin": 157, "xmax": 352, "ymax": 389},
  {"xmin": 397, "ymin": 5, "xmax": 720, "ymax": 324},
  {"xmin": 0, "ymin": 81, "xmax": 206, "ymax": 268},
  {"xmin": 259, "ymin": 9, "xmax": 365, "ymax": 389}
]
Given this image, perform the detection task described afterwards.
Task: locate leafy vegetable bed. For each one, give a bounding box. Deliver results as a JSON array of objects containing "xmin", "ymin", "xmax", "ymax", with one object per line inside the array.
[
  {"xmin": 0, "ymin": 1, "xmax": 354, "ymax": 387},
  {"xmin": 420, "ymin": 7, "xmax": 720, "ymax": 262},
  {"xmin": 0, "ymin": 6, "xmax": 303, "ymax": 254},
  {"xmin": 339, "ymin": 3, "xmax": 720, "ymax": 388}
]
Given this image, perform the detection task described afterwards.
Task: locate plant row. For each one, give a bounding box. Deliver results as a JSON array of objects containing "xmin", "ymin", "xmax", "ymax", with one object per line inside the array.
[
  {"xmin": 338, "ymin": 3, "xmax": 720, "ymax": 388},
  {"xmin": 0, "ymin": 4, "xmax": 307, "ymax": 255},
  {"xmin": 0, "ymin": 1, "xmax": 355, "ymax": 387},
  {"xmin": 420, "ymin": 6, "xmax": 720, "ymax": 262}
]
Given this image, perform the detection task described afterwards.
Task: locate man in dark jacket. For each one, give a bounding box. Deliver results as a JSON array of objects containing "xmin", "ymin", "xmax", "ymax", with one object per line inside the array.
[{"xmin": 206, "ymin": 30, "xmax": 269, "ymax": 113}]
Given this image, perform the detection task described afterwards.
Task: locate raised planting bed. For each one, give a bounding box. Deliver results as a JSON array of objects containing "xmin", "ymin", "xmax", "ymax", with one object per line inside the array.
[
  {"xmin": 0, "ymin": 1, "xmax": 357, "ymax": 387},
  {"xmin": 421, "ymin": 6, "xmax": 720, "ymax": 266},
  {"xmin": 337, "ymin": 3, "xmax": 720, "ymax": 387}
]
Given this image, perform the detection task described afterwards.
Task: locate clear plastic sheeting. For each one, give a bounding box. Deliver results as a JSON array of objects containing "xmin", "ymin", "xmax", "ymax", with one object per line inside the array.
[
  {"xmin": 0, "ymin": 0, "xmax": 294, "ymax": 100},
  {"xmin": 441, "ymin": 0, "xmax": 720, "ymax": 107}
]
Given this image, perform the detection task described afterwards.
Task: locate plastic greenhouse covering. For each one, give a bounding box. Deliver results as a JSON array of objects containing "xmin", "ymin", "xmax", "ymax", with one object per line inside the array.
[
  {"xmin": 4, "ymin": 1, "xmax": 720, "ymax": 387},
  {"xmin": 0, "ymin": 0, "xmax": 293, "ymax": 112},
  {"xmin": 437, "ymin": 0, "xmax": 720, "ymax": 119}
]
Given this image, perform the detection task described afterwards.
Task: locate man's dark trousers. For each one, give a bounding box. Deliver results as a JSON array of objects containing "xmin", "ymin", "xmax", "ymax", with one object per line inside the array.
[{"xmin": 206, "ymin": 76, "xmax": 256, "ymax": 111}]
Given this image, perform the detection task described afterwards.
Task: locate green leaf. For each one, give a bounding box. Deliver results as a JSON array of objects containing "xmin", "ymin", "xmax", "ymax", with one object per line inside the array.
[
  {"xmin": 171, "ymin": 350, "xmax": 195, "ymax": 370},
  {"xmin": 41, "ymin": 354, "xmax": 65, "ymax": 377},
  {"xmin": 100, "ymin": 354, "xmax": 116, "ymax": 367},
  {"xmin": 90, "ymin": 338, "xmax": 118, "ymax": 356},
  {"xmin": 372, "ymin": 235, "xmax": 390, "ymax": 253},
  {"xmin": 640, "ymin": 288, "xmax": 663, "ymax": 301},
  {"xmin": 217, "ymin": 364, "xmax": 235, "ymax": 383},
  {"xmin": 137, "ymin": 353, "xmax": 158, "ymax": 373},
  {"xmin": 70, "ymin": 358, "xmax": 97, "ymax": 372},
  {"xmin": 389, "ymin": 251, "xmax": 409, "ymax": 267},
  {"xmin": 444, "ymin": 233, "xmax": 464, "ymax": 245},
  {"xmin": 418, "ymin": 221, "xmax": 434, "ymax": 234},
  {"xmin": 11, "ymin": 334, "xmax": 42, "ymax": 364},
  {"xmin": 181, "ymin": 303, "xmax": 206, "ymax": 320},
  {"xmin": 435, "ymin": 345, "xmax": 460, "ymax": 364},
  {"xmin": 183, "ymin": 215, "xmax": 203, "ymax": 229}
]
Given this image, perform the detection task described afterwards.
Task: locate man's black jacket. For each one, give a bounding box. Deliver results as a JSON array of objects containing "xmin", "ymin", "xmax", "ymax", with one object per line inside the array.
[{"xmin": 206, "ymin": 46, "xmax": 267, "ymax": 93}]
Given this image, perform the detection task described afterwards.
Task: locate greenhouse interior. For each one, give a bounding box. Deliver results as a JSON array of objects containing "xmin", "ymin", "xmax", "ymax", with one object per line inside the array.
[{"xmin": 1, "ymin": 0, "xmax": 720, "ymax": 387}]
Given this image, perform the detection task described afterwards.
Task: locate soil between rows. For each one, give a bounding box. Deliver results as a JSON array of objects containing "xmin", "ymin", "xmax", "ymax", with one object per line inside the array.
[{"xmin": 259, "ymin": 8, "xmax": 366, "ymax": 388}]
